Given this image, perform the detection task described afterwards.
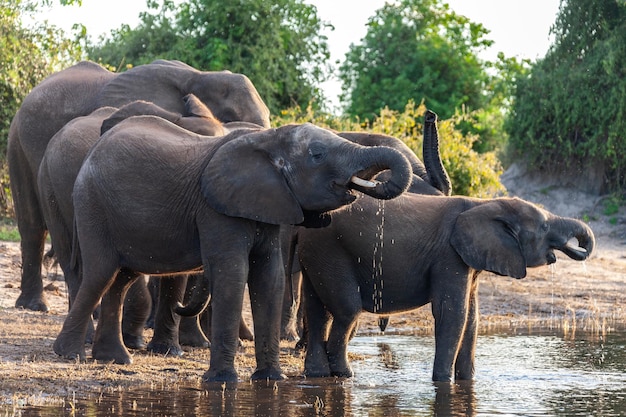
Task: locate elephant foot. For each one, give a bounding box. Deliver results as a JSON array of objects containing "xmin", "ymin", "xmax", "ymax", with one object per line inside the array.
[
  {"xmin": 15, "ymin": 292, "xmax": 49, "ymax": 312},
  {"xmin": 179, "ymin": 317, "xmax": 209, "ymax": 348},
  {"xmin": 179, "ymin": 331, "xmax": 209, "ymax": 348},
  {"xmin": 303, "ymin": 367, "xmax": 331, "ymax": 378},
  {"xmin": 147, "ymin": 340, "xmax": 184, "ymax": 357},
  {"xmin": 251, "ymin": 367, "xmax": 287, "ymax": 381},
  {"xmin": 280, "ymin": 325, "xmax": 300, "ymax": 342},
  {"xmin": 202, "ymin": 368, "xmax": 239, "ymax": 383},
  {"xmin": 239, "ymin": 320, "xmax": 254, "ymax": 341},
  {"xmin": 92, "ymin": 342, "xmax": 133, "ymax": 365},
  {"xmin": 53, "ymin": 335, "xmax": 86, "ymax": 362},
  {"xmin": 123, "ymin": 332, "xmax": 146, "ymax": 350},
  {"xmin": 330, "ymin": 367, "xmax": 353, "ymax": 378},
  {"xmin": 329, "ymin": 356, "xmax": 353, "ymax": 378}
]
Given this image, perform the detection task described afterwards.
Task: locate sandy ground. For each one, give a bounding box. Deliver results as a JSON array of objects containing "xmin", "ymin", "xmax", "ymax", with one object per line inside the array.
[{"xmin": 0, "ymin": 184, "xmax": 625, "ymax": 406}]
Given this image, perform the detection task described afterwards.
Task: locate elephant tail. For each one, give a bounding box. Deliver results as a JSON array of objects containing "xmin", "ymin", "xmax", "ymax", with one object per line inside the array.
[
  {"xmin": 174, "ymin": 272, "xmax": 211, "ymax": 317},
  {"xmin": 69, "ymin": 218, "xmax": 80, "ymax": 273}
]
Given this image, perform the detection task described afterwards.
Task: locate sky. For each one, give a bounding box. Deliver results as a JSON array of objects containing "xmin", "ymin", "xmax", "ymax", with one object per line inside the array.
[{"xmin": 37, "ymin": 0, "xmax": 561, "ymax": 109}]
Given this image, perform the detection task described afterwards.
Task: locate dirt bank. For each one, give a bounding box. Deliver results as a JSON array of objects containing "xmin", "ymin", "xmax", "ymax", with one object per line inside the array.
[{"xmin": 1, "ymin": 185, "xmax": 625, "ymax": 406}]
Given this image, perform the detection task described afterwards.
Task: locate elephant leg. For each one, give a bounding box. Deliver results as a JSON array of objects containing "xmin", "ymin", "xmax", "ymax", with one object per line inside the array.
[
  {"xmin": 281, "ymin": 270, "xmax": 302, "ymax": 341},
  {"xmin": 145, "ymin": 277, "xmax": 159, "ymax": 329},
  {"xmin": 122, "ymin": 276, "xmax": 151, "ymax": 350},
  {"xmin": 15, "ymin": 216, "xmax": 48, "ymax": 312},
  {"xmin": 202, "ymin": 266, "xmax": 247, "ymax": 383},
  {"xmin": 202, "ymin": 301, "xmax": 253, "ymax": 345},
  {"xmin": 92, "ymin": 268, "xmax": 141, "ymax": 364},
  {"xmin": 178, "ymin": 273, "xmax": 210, "ymax": 348},
  {"xmin": 247, "ymin": 245, "xmax": 285, "ymax": 381},
  {"xmin": 53, "ymin": 263, "xmax": 121, "ymax": 361},
  {"xmin": 454, "ymin": 276, "xmax": 480, "ymax": 380},
  {"xmin": 431, "ymin": 271, "xmax": 472, "ymax": 382},
  {"xmin": 326, "ymin": 305, "xmax": 360, "ymax": 377},
  {"xmin": 10, "ymin": 144, "xmax": 49, "ymax": 312},
  {"xmin": 302, "ymin": 273, "xmax": 332, "ymax": 377},
  {"xmin": 147, "ymin": 275, "xmax": 186, "ymax": 356}
]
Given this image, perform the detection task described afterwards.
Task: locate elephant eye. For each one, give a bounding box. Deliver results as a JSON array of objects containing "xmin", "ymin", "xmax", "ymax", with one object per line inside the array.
[
  {"xmin": 308, "ymin": 146, "xmax": 326, "ymax": 164},
  {"xmin": 540, "ymin": 222, "xmax": 550, "ymax": 232}
]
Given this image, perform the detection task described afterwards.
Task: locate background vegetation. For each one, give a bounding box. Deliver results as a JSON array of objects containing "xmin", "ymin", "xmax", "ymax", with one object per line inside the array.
[{"xmin": 1, "ymin": 0, "xmax": 624, "ymax": 218}]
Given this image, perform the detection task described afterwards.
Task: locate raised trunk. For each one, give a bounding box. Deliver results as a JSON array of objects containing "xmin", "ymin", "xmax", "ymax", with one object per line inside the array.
[
  {"xmin": 423, "ymin": 110, "xmax": 452, "ymax": 196},
  {"xmin": 554, "ymin": 218, "xmax": 595, "ymax": 260},
  {"xmin": 349, "ymin": 145, "xmax": 412, "ymax": 200}
]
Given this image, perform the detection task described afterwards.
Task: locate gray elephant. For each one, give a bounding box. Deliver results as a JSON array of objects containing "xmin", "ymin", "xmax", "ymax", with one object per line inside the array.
[
  {"xmin": 53, "ymin": 119, "xmax": 412, "ymax": 382},
  {"xmin": 297, "ymin": 193, "xmax": 595, "ymax": 381},
  {"xmin": 8, "ymin": 59, "xmax": 269, "ymax": 312},
  {"xmin": 279, "ymin": 110, "xmax": 452, "ymax": 341},
  {"xmin": 38, "ymin": 95, "xmax": 227, "ymax": 350}
]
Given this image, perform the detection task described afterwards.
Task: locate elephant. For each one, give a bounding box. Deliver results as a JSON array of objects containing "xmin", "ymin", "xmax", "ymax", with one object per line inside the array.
[
  {"xmin": 279, "ymin": 110, "xmax": 452, "ymax": 342},
  {"xmin": 8, "ymin": 59, "xmax": 270, "ymax": 312},
  {"xmin": 297, "ymin": 193, "xmax": 595, "ymax": 381},
  {"xmin": 52, "ymin": 119, "xmax": 413, "ymax": 383},
  {"xmin": 37, "ymin": 94, "xmax": 230, "ymax": 351}
]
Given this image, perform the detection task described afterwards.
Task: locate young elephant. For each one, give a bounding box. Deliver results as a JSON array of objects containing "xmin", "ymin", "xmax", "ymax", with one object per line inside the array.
[
  {"xmin": 53, "ymin": 119, "xmax": 412, "ymax": 383},
  {"xmin": 298, "ymin": 193, "xmax": 595, "ymax": 382}
]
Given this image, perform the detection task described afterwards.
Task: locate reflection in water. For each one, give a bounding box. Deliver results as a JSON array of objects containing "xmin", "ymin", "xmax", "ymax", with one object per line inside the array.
[
  {"xmin": 6, "ymin": 331, "xmax": 626, "ymax": 416},
  {"xmin": 433, "ymin": 381, "xmax": 476, "ymax": 416}
]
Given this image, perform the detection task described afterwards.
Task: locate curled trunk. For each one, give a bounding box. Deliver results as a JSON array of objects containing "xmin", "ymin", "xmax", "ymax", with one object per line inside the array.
[
  {"xmin": 348, "ymin": 145, "xmax": 412, "ymax": 200},
  {"xmin": 555, "ymin": 218, "xmax": 595, "ymax": 260},
  {"xmin": 174, "ymin": 277, "xmax": 211, "ymax": 317}
]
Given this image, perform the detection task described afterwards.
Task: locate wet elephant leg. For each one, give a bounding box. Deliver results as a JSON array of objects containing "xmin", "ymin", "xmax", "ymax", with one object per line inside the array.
[{"xmin": 302, "ymin": 274, "xmax": 332, "ymax": 377}]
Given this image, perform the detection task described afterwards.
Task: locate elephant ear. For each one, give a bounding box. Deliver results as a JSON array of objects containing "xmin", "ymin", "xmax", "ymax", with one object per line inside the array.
[
  {"xmin": 201, "ymin": 129, "xmax": 304, "ymax": 225},
  {"xmin": 450, "ymin": 202, "xmax": 527, "ymax": 278}
]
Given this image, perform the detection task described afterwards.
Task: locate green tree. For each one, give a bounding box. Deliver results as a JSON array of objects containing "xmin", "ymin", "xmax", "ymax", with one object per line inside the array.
[
  {"xmin": 88, "ymin": 0, "xmax": 332, "ymax": 114},
  {"xmin": 338, "ymin": 0, "xmax": 493, "ymax": 121},
  {"xmin": 506, "ymin": 0, "xmax": 626, "ymax": 192},
  {"xmin": 1, "ymin": 0, "xmax": 83, "ymax": 216}
]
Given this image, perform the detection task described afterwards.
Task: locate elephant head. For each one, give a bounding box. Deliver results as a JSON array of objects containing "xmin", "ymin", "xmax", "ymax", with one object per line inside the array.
[
  {"xmin": 201, "ymin": 123, "xmax": 413, "ymax": 225},
  {"xmin": 96, "ymin": 61, "xmax": 270, "ymax": 127},
  {"xmin": 450, "ymin": 197, "xmax": 595, "ymax": 279}
]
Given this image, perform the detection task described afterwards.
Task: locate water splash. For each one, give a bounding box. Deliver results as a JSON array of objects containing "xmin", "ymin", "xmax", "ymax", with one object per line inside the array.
[{"xmin": 372, "ymin": 200, "xmax": 385, "ymax": 313}]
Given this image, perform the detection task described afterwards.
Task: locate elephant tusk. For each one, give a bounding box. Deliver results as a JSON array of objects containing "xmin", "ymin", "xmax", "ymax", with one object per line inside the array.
[{"xmin": 351, "ymin": 176, "xmax": 379, "ymax": 188}]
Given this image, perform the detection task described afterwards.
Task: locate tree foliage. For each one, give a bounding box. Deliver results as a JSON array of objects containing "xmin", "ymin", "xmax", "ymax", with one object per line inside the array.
[
  {"xmin": 88, "ymin": 0, "xmax": 332, "ymax": 114},
  {"xmin": 1, "ymin": 0, "xmax": 83, "ymax": 216},
  {"xmin": 506, "ymin": 0, "xmax": 626, "ymax": 192},
  {"xmin": 338, "ymin": 0, "xmax": 493, "ymax": 121}
]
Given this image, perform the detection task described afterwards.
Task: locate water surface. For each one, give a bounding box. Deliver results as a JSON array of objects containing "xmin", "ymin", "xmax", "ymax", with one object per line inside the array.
[{"xmin": 6, "ymin": 330, "xmax": 626, "ymax": 416}]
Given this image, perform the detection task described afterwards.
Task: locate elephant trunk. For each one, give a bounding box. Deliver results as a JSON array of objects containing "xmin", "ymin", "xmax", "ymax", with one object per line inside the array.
[
  {"xmin": 174, "ymin": 274, "xmax": 211, "ymax": 317},
  {"xmin": 423, "ymin": 110, "xmax": 452, "ymax": 196},
  {"xmin": 348, "ymin": 145, "xmax": 412, "ymax": 200},
  {"xmin": 555, "ymin": 218, "xmax": 595, "ymax": 261}
]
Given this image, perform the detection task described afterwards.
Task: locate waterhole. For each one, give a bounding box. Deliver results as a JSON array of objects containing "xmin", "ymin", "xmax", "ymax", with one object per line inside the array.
[{"xmin": 7, "ymin": 330, "xmax": 626, "ymax": 416}]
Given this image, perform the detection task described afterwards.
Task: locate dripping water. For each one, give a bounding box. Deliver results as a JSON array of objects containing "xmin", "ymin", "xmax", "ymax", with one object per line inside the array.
[
  {"xmin": 372, "ymin": 199, "xmax": 385, "ymax": 313},
  {"xmin": 549, "ymin": 263, "xmax": 557, "ymax": 318}
]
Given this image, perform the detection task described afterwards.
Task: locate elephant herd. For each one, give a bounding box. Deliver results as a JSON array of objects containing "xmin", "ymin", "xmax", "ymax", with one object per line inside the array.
[{"xmin": 7, "ymin": 59, "xmax": 595, "ymax": 384}]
